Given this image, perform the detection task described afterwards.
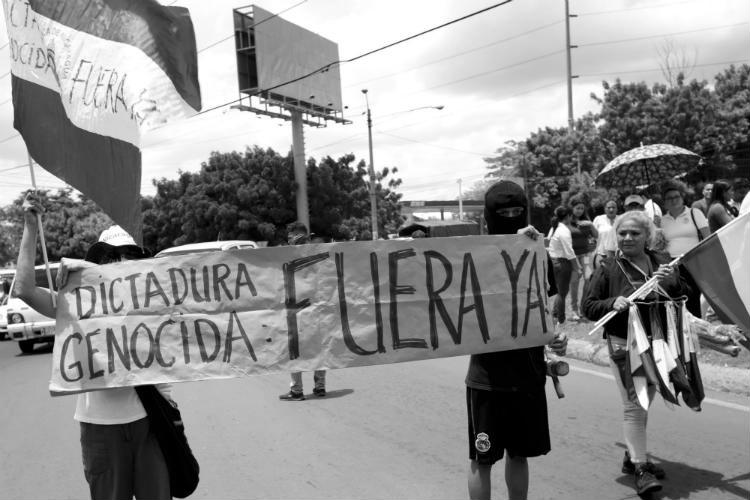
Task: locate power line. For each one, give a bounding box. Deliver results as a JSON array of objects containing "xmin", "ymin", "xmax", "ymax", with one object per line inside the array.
[
  {"xmin": 197, "ymin": 0, "xmax": 515, "ymax": 116},
  {"xmin": 197, "ymin": 0, "xmax": 310, "ymax": 54},
  {"xmin": 577, "ymin": 22, "xmax": 749, "ymax": 48},
  {"xmin": 577, "ymin": 0, "xmax": 700, "ymax": 17},
  {"xmin": 345, "ymin": 19, "xmax": 564, "ymax": 89},
  {"xmin": 578, "ymin": 59, "xmax": 749, "ymax": 78},
  {"xmin": 377, "ymin": 131, "xmax": 491, "ymax": 157},
  {"xmin": 0, "ymin": 133, "xmax": 20, "ymax": 144}
]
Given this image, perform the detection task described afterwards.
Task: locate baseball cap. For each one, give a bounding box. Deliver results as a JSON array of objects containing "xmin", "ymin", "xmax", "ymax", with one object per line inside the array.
[
  {"xmin": 85, "ymin": 225, "xmax": 150, "ymax": 263},
  {"xmin": 624, "ymin": 194, "xmax": 646, "ymax": 207}
]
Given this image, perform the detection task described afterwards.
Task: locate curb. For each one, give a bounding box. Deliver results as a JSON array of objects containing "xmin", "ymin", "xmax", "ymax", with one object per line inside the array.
[{"xmin": 565, "ymin": 338, "xmax": 750, "ymax": 397}]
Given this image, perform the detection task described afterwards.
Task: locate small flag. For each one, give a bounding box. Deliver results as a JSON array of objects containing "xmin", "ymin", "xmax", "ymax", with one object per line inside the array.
[
  {"xmin": 681, "ymin": 212, "xmax": 750, "ymax": 335},
  {"xmin": 2, "ymin": 0, "xmax": 202, "ymax": 241}
]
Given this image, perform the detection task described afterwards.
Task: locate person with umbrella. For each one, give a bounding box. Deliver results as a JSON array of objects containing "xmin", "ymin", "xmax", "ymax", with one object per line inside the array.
[
  {"xmin": 582, "ymin": 210, "xmax": 691, "ymax": 496},
  {"xmin": 660, "ymin": 180, "xmax": 708, "ymax": 317}
]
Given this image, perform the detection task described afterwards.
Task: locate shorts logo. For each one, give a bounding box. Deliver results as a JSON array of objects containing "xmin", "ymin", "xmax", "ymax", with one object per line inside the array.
[{"xmin": 475, "ymin": 432, "xmax": 491, "ymax": 453}]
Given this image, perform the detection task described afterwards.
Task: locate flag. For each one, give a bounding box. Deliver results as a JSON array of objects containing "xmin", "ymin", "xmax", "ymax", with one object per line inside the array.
[
  {"xmin": 626, "ymin": 305, "xmax": 658, "ymax": 410},
  {"xmin": 2, "ymin": 0, "xmax": 202, "ymax": 241},
  {"xmin": 681, "ymin": 212, "xmax": 750, "ymax": 335}
]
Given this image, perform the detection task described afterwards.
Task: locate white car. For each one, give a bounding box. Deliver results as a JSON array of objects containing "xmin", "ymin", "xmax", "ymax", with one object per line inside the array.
[
  {"xmin": 6, "ymin": 263, "xmax": 58, "ymax": 353},
  {"xmin": 0, "ymin": 269, "xmax": 15, "ymax": 341},
  {"xmin": 155, "ymin": 240, "xmax": 259, "ymax": 257}
]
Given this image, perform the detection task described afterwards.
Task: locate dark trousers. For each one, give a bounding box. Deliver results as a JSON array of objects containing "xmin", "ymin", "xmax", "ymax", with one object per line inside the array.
[
  {"xmin": 551, "ymin": 258, "xmax": 573, "ymax": 324},
  {"xmin": 80, "ymin": 417, "xmax": 170, "ymax": 500}
]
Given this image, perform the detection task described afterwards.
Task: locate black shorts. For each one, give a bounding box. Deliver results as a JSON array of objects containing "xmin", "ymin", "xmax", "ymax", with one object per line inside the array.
[{"xmin": 466, "ymin": 387, "xmax": 550, "ymax": 464}]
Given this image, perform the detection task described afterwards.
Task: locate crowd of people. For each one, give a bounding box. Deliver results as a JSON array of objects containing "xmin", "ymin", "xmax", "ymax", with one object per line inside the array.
[
  {"xmin": 10, "ymin": 176, "xmax": 747, "ymax": 500},
  {"xmin": 547, "ymin": 178, "xmax": 749, "ymax": 327}
]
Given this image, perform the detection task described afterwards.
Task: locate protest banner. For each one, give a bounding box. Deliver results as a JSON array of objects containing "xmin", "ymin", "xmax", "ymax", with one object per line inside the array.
[
  {"xmin": 2, "ymin": 0, "xmax": 201, "ymax": 240},
  {"xmin": 51, "ymin": 235, "xmax": 553, "ymax": 395}
]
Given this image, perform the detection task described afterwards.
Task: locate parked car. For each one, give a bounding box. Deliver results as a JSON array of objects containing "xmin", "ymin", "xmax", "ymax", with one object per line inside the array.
[
  {"xmin": 155, "ymin": 240, "xmax": 259, "ymax": 258},
  {"xmin": 6, "ymin": 263, "xmax": 59, "ymax": 353},
  {"xmin": 0, "ymin": 269, "xmax": 15, "ymax": 341}
]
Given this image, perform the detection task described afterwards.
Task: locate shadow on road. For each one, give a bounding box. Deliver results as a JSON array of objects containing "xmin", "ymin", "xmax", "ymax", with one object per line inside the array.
[
  {"xmin": 612, "ymin": 443, "xmax": 750, "ymax": 499},
  {"xmin": 305, "ymin": 388, "xmax": 354, "ymax": 400},
  {"xmin": 15, "ymin": 342, "xmax": 54, "ymax": 356}
]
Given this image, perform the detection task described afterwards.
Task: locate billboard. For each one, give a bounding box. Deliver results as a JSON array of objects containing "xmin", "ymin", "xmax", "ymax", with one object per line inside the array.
[{"xmin": 234, "ymin": 5, "xmax": 343, "ymax": 117}]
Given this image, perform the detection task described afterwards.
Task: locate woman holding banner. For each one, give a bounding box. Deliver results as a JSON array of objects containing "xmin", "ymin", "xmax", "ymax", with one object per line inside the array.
[
  {"xmin": 15, "ymin": 195, "xmax": 172, "ymax": 500},
  {"xmin": 581, "ymin": 210, "xmax": 690, "ymax": 496},
  {"xmin": 466, "ymin": 180, "xmax": 567, "ymax": 500}
]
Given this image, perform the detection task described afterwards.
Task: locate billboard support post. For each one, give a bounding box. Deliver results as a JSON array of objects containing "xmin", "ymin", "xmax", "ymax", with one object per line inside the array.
[{"xmin": 291, "ymin": 110, "xmax": 310, "ymax": 230}]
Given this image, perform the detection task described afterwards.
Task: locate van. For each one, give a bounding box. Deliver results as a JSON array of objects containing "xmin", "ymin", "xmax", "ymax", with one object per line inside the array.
[
  {"xmin": 6, "ymin": 263, "xmax": 59, "ymax": 353},
  {"xmin": 155, "ymin": 240, "xmax": 259, "ymax": 258}
]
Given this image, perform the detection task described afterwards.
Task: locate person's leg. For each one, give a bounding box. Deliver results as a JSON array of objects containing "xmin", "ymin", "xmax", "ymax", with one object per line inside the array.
[
  {"xmin": 132, "ymin": 418, "xmax": 171, "ymax": 500},
  {"xmin": 608, "ymin": 344, "xmax": 651, "ymax": 463},
  {"xmin": 80, "ymin": 422, "xmax": 134, "ymax": 500},
  {"xmin": 290, "ymin": 371, "xmax": 303, "ymax": 393},
  {"xmin": 468, "ymin": 459, "xmax": 492, "ymax": 500},
  {"xmin": 552, "ymin": 259, "xmax": 571, "ymax": 324},
  {"xmin": 313, "ymin": 370, "xmax": 326, "ymax": 390},
  {"xmin": 569, "ymin": 256, "xmax": 581, "ymax": 315},
  {"xmin": 466, "ymin": 388, "xmax": 502, "ymax": 500},
  {"xmin": 505, "ymin": 455, "xmax": 529, "ymax": 500}
]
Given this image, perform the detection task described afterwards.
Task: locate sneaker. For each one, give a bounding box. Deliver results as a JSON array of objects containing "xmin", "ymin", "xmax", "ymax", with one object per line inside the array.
[
  {"xmin": 635, "ymin": 463, "xmax": 662, "ymax": 495},
  {"xmin": 622, "ymin": 451, "xmax": 665, "ymax": 479},
  {"xmin": 569, "ymin": 311, "xmax": 581, "ymax": 322},
  {"xmin": 313, "ymin": 388, "xmax": 326, "ymax": 397},
  {"xmin": 279, "ymin": 391, "xmax": 305, "ymax": 401}
]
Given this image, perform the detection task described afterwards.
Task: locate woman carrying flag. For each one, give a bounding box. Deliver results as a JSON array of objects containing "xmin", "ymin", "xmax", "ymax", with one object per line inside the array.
[{"xmin": 582, "ymin": 210, "xmax": 690, "ymax": 496}]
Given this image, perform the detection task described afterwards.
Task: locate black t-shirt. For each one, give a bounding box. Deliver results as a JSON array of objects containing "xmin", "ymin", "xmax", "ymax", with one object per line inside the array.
[
  {"xmin": 570, "ymin": 219, "xmax": 592, "ymax": 256},
  {"xmin": 464, "ymin": 254, "xmax": 556, "ymax": 391}
]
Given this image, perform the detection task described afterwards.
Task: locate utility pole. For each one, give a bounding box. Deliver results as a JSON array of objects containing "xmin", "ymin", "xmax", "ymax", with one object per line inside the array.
[
  {"xmin": 457, "ymin": 178, "xmax": 463, "ymax": 221},
  {"xmin": 564, "ymin": 0, "xmax": 580, "ymax": 175},
  {"xmin": 362, "ymin": 89, "xmax": 378, "ymax": 240}
]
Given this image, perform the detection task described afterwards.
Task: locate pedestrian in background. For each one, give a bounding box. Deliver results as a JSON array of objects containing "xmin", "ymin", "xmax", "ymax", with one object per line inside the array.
[
  {"xmin": 15, "ymin": 194, "xmax": 171, "ymax": 500},
  {"xmin": 279, "ymin": 221, "xmax": 328, "ymax": 401},
  {"xmin": 568, "ymin": 196, "xmax": 598, "ymax": 321},
  {"xmin": 691, "ymin": 182, "xmax": 713, "ymax": 217},
  {"xmin": 706, "ymin": 179, "xmax": 735, "ymax": 232},
  {"xmin": 592, "ymin": 199, "xmax": 618, "ymax": 268},
  {"xmin": 660, "ymin": 180, "xmax": 708, "ymax": 317},
  {"xmin": 547, "ymin": 206, "xmax": 581, "ymax": 326},
  {"xmin": 466, "ymin": 180, "xmax": 567, "ymax": 500}
]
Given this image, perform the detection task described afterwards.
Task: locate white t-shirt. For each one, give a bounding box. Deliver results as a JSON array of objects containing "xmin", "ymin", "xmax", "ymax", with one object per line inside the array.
[
  {"xmin": 547, "ymin": 223, "xmax": 576, "ymax": 260},
  {"xmin": 74, "ymin": 384, "xmax": 173, "ymax": 424},
  {"xmin": 661, "ymin": 207, "xmax": 708, "ymax": 258},
  {"xmin": 592, "ymin": 214, "xmax": 616, "ymax": 255},
  {"xmin": 75, "ymin": 388, "xmax": 146, "ymax": 424}
]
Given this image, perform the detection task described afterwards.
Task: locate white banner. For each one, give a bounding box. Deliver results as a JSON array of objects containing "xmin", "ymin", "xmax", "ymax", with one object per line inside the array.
[{"xmin": 51, "ymin": 235, "xmax": 553, "ymax": 395}]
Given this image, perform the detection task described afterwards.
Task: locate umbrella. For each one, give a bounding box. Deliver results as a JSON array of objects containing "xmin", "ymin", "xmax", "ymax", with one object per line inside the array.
[{"xmin": 596, "ymin": 144, "xmax": 701, "ymax": 189}]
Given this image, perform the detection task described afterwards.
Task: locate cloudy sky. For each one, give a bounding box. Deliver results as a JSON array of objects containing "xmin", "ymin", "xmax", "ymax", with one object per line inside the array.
[{"xmin": 0, "ymin": 0, "xmax": 748, "ymax": 206}]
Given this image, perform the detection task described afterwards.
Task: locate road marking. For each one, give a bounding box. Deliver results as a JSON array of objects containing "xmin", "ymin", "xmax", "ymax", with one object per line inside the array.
[{"xmin": 570, "ymin": 365, "xmax": 750, "ymax": 413}]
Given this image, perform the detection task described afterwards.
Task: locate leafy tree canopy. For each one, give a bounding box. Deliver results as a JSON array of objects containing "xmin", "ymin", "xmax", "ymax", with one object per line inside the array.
[{"xmin": 142, "ymin": 146, "xmax": 404, "ymax": 252}]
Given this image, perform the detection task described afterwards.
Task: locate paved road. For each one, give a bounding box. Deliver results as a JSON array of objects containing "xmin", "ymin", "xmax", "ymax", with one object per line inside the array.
[{"xmin": 0, "ymin": 339, "xmax": 748, "ymax": 500}]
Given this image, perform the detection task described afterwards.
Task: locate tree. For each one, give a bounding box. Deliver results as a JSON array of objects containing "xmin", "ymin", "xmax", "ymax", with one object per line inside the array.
[
  {"xmin": 0, "ymin": 189, "xmax": 113, "ymax": 266},
  {"xmin": 141, "ymin": 146, "xmax": 404, "ymax": 251}
]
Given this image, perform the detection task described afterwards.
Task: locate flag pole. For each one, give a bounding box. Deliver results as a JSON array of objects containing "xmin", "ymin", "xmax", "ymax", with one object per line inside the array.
[
  {"xmin": 27, "ymin": 154, "xmax": 56, "ymax": 308},
  {"xmin": 588, "ymin": 255, "xmax": 682, "ymax": 335}
]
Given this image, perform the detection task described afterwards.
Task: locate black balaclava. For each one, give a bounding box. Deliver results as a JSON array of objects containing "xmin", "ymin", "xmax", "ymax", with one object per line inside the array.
[{"xmin": 484, "ymin": 180, "xmax": 527, "ymax": 235}]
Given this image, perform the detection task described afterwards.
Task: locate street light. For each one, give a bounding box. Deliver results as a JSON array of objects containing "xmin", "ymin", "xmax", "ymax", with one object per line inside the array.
[{"xmin": 361, "ymin": 89, "xmax": 444, "ymax": 239}]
